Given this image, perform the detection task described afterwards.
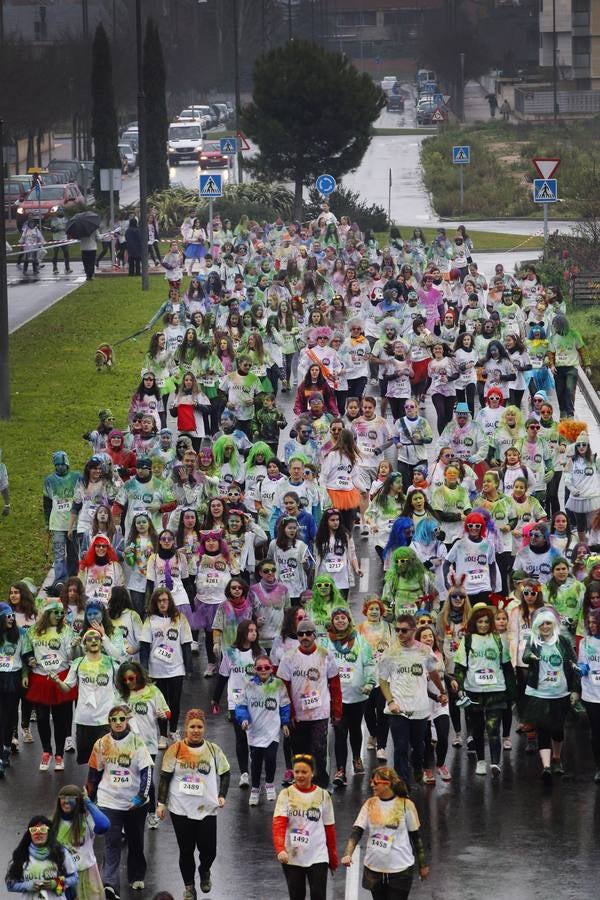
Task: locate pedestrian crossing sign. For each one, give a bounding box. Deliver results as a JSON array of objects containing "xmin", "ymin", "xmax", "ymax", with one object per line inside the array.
[
  {"xmin": 219, "ymin": 137, "xmax": 238, "ymax": 155},
  {"xmin": 199, "ymin": 173, "xmax": 223, "ymax": 198},
  {"xmin": 533, "ymin": 178, "xmax": 558, "ymax": 203},
  {"xmin": 452, "ymin": 145, "xmax": 470, "ymax": 164}
]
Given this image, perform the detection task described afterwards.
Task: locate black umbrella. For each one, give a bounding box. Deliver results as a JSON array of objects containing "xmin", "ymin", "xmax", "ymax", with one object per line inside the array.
[{"xmin": 66, "ymin": 211, "xmax": 101, "ymax": 238}]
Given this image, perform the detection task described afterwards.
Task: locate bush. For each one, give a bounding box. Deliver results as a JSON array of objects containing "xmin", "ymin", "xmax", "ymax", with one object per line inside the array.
[{"xmin": 304, "ymin": 186, "xmax": 389, "ymax": 232}]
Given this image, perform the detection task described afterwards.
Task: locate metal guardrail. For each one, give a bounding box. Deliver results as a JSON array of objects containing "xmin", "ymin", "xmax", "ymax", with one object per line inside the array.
[{"xmin": 577, "ymin": 366, "xmax": 600, "ymax": 426}]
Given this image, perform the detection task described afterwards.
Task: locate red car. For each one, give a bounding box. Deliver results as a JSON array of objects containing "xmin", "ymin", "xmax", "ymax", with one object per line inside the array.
[
  {"xmin": 16, "ymin": 182, "xmax": 85, "ymax": 226},
  {"xmin": 198, "ymin": 142, "xmax": 227, "ymax": 168}
]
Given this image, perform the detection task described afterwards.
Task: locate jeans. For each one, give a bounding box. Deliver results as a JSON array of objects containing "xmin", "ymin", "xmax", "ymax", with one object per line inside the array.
[
  {"xmin": 100, "ymin": 804, "xmax": 147, "ymax": 892},
  {"xmin": 291, "ymin": 718, "xmax": 330, "ymax": 788},
  {"xmin": 250, "ymin": 740, "xmax": 279, "ymax": 787},
  {"xmin": 51, "ymin": 530, "xmax": 79, "ymax": 582},
  {"xmin": 170, "ymin": 812, "xmax": 217, "ymax": 884},
  {"xmin": 388, "ymin": 715, "xmax": 427, "ymax": 784},
  {"xmin": 554, "ymin": 365, "xmax": 578, "ymax": 418}
]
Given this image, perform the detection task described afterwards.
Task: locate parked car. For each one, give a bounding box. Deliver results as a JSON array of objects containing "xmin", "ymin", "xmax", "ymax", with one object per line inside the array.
[
  {"xmin": 381, "ymin": 75, "xmax": 398, "ymax": 94},
  {"xmin": 16, "ymin": 182, "xmax": 86, "ymax": 225},
  {"xmin": 49, "ymin": 159, "xmax": 83, "ymax": 183},
  {"xmin": 387, "ymin": 93, "xmax": 405, "ymax": 111},
  {"xmin": 199, "ymin": 141, "xmax": 227, "ymax": 168},
  {"xmin": 118, "ymin": 142, "xmax": 137, "ymax": 172},
  {"xmin": 177, "ymin": 106, "xmax": 216, "ymax": 129},
  {"xmin": 168, "ymin": 122, "xmax": 204, "ymax": 165},
  {"xmin": 3, "ymin": 180, "xmax": 27, "ymax": 219}
]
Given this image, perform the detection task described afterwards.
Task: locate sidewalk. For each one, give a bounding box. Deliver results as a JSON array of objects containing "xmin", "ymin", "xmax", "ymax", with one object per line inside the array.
[{"xmin": 463, "ymin": 80, "xmax": 507, "ymax": 123}]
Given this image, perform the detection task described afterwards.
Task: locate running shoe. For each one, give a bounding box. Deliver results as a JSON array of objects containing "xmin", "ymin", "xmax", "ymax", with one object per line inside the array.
[
  {"xmin": 475, "ymin": 760, "xmax": 487, "ymax": 776},
  {"xmin": 249, "ymin": 788, "xmax": 260, "ymax": 806},
  {"xmin": 265, "ymin": 783, "xmax": 276, "ymax": 801},
  {"xmin": 490, "ymin": 763, "xmax": 501, "ymax": 778},
  {"xmin": 451, "ymin": 734, "xmax": 462, "ymax": 747},
  {"xmin": 437, "ymin": 765, "xmax": 452, "ymax": 781},
  {"xmin": 551, "ymin": 759, "xmax": 564, "ymax": 776},
  {"xmin": 30, "ymin": 709, "xmax": 37, "ymax": 722},
  {"xmin": 366, "ymin": 736, "xmax": 376, "ymax": 751},
  {"xmin": 147, "ymin": 814, "xmax": 160, "ymax": 830},
  {"xmin": 542, "ymin": 766, "xmax": 553, "ymax": 784},
  {"xmin": 466, "ymin": 736, "xmax": 476, "ymax": 755},
  {"xmin": 199, "ymin": 870, "xmax": 212, "ymax": 894},
  {"xmin": 158, "ymin": 736, "xmax": 168, "ymax": 750},
  {"xmin": 131, "ymin": 882, "xmax": 144, "ymax": 891},
  {"xmin": 64, "ymin": 737, "xmax": 76, "ymax": 753},
  {"xmin": 333, "ymin": 768, "xmax": 347, "ymax": 787},
  {"xmin": 503, "ymin": 738, "xmax": 512, "ymax": 751},
  {"xmin": 423, "ymin": 769, "xmax": 436, "ymax": 784},
  {"xmin": 22, "ymin": 728, "xmax": 34, "ymax": 743},
  {"xmin": 370, "ymin": 378, "xmax": 378, "ymax": 386},
  {"xmin": 39, "ymin": 752, "xmax": 52, "ymax": 771},
  {"xmin": 239, "ymin": 772, "xmax": 250, "ymax": 788},
  {"xmin": 183, "ymin": 888, "xmax": 197, "ymax": 900},
  {"xmin": 203, "ymin": 663, "xmax": 216, "ymax": 677},
  {"xmin": 104, "ymin": 887, "xmax": 120, "ymax": 900},
  {"xmin": 282, "ymin": 769, "xmax": 293, "ymax": 786},
  {"xmin": 11, "ymin": 737, "xmax": 19, "ymax": 753},
  {"xmin": 170, "ymin": 730, "xmax": 181, "ymax": 742},
  {"xmin": 54, "ymin": 755, "xmax": 64, "ymax": 771},
  {"xmin": 353, "ymin": 758, "xmax": 365, "ymax": 775},
  {"xmin": 376, "ymin": 748, "xmax": 387, "ymax": 761}
]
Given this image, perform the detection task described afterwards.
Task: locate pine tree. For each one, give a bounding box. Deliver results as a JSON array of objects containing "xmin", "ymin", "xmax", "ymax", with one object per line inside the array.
[
  {"xmin": 90, "ymin": 23, "xmax": 121, "ymax": 211},
  {"xmin": 143, "ymin": 18, "xmax": 170, "ymax": 194}
]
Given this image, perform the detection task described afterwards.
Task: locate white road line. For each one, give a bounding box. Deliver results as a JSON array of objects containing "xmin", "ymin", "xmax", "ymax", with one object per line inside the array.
[
  {"xmin": 344, "ymin": 848, "xmax": 361, "ymax": 900},
  {"xmin": 359, "ymin": 558, "xmax": 370, "ymax": 592}
]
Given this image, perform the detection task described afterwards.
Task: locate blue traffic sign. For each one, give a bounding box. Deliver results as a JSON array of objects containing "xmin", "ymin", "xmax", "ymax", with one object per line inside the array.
[
  {"xmin": 315, "ymin": 174, "xmax": 337, "ymax": 196},
  {"xmin": 452, "ymin": 145, "xmax": 470, "ymax": 165},
  {"xmin": 219, "ymin": 137, "xmax": 238, "ymax": 155},
  {"xmin": 533, "ymin": 178, "xmax": 558, "ymax": 203},
  {"xmin": 199, "ymin": 173, "xmax": 223, "ymax": 198}
]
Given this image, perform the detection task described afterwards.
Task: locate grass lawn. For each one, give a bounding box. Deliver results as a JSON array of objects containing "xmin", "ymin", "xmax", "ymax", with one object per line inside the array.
[
  {"xmin": 0, "ymin": 277, "xmax": 166, "ymax": 588},
  {"xmin": 375, "ymin": 226, "xmax": 544, "ymax": 252}
]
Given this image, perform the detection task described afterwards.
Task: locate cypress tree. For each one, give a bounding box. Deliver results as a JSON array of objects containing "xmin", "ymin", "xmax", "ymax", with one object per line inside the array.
[
  {"xmin": 90, "ymin": 23, "xmax": 121, "ymax": 211},
  {"xmin": 143, "ymin": 19, "xmax": 170, "ymax": 194}
]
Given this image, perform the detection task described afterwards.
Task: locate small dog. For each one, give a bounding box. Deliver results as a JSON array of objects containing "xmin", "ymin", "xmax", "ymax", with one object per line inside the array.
[{"xmin": 95, "ymin": 344, "xmax": 114, "ymax": 371}]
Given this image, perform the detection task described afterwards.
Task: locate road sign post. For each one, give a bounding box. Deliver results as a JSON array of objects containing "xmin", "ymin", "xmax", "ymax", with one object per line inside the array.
[
  {"xmin": 452, "ymin": 146, "xmax": 470, "ymax": 211},
  {"xmin": 199, "ymin": 174, "xmax": 223, "ymax": 248},
  {"xmin": 533, "ymin": 176, "xmax": 558, "ymax": 246}
]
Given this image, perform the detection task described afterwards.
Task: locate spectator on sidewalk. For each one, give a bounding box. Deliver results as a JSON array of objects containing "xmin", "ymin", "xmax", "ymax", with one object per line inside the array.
[
  {"xmin": 80, "ymin": 229, "xmax": 98, "ymax": 281},
  {"xmin": 125, "ymin": 217, "xmax": 143, "ymax": 276},
  {"xmin": 500, "ymin": 99, "xmax": 511, "ymax": 122},
  {"xmin": 486, "ymin": 93, "xmax": 498, "ymax": 118}
]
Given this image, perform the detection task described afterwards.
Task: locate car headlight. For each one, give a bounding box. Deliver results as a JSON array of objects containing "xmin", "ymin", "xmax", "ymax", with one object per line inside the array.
[
  {"xmin": 16, "ymin": 207, "xmax": 24, "ymax": 214},
  {"xmin": 167, "ymin": 144, "xmax": 176, "ymax": 151},
  {"xmin": 50, "ymin": 205, "xmax": 58, "ymax": 213},
  {"xmin": 194, "ymin": 145, "xmax": 203, "ymax": 152}
]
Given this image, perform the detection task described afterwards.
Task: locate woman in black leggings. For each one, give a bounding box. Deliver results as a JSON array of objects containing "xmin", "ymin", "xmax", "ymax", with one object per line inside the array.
[{"xmin": 427, "ymin": 342, "xmax": 459, "ymax": 435}]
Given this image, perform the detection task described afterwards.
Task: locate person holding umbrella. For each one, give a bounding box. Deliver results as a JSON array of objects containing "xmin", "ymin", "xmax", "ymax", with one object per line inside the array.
[{"xmin": 66, "ymin": 212, "xmax": 100, "ymax": 281}]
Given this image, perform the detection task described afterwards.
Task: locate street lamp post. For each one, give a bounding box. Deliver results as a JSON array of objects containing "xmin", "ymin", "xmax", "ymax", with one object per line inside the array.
[
  {"xmin": 552, "ymin": 0, "xmax": 559, "ymax": 122},
  {"xmin": 0, "ymin": 118, "xmax": 10, "ymax": 419},
  {"xmin": 232, "ymin": 0, "xmax": 243, "ymax": 183},
  {"xmin": 135, "ymin": 0, "xmax": 149, "ymax": 289}
]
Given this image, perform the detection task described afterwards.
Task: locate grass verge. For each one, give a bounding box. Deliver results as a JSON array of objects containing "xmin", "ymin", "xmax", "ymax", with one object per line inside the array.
[
  {"xmin": 374, "ymin": 227, "xmax": 543, "ymax": 252},
  {"xmin": 0, "ymin": 278, "xmax": 165, "ymax": 588}
]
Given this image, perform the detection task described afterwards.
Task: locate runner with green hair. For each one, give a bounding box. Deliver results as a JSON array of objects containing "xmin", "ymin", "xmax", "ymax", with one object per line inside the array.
[
  {"xmin": 212, "ymin": 435, "xmax": 246, "ymax": 497},
  {"xmin": 382, "ymin": 547, "xmax": 437, "ymax": 622},
  {"xmin": 306, "ymin": 574, "xmax": 348, "ymax": 638}
]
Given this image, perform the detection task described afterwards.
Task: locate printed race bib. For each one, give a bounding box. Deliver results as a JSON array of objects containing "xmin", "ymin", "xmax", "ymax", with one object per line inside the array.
[
  {"xmin": 474, "ymin": 668, "xmax": 497, "ymax": 686},
  {"xmin": 590, "ymin": 670, "xmax": 600, "ymax": 685},
  {"xmin": 324, "ymin": 555, "xmax": 344, "ymax": 573},
  {"xmin": 109, "ymin": 768, "xmax": 131, "ymax": 786},
  {"xmin": 300, "ymin": 690, "xmax": 320, "ymax": 710},
  {"xmin": 70, "ymin": 850, "xmax": 82, "ymax": 867},
  {"xmin": 370, "ymin": 831, "xmax": 393, "ymax": 854},
  {"xmin": 543, "ymin": 669, "xmax": 559, "ymax": 685},
  {"xmin": 467, "ymin": 570, "xmax": 485, "ymax": 586},
  {"xmin": 279, "ymin": 566, "xmax": 293, "ymax": 582},
  {"xmin": 153, "ymin": 644, "xmax": 174, "ymax": 663},
  {"xmin": 338, "ymin": 665, "xmax": 352, "ymax": 682},
  {"xmin": 56, "ymin": 498, "xmax": 71, "ymax": 512},
  {"xmin": 179, "ymin": 774, "xmax": 204, "ymax": 796},
  {"xmin": 290, "ymin": 827, "xmax": 311, "ymax": 847},
  {"xmin": 0, "ymin": 654, "xmax": 13, "ymax": 671},
  {"xmin": 40, "ymin": 653, "xmax": 60, "ymax": 671}
]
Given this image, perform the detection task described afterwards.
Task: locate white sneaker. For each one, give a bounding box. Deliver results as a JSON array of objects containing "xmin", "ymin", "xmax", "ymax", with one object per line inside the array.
[
  {"xmin": 170, "ymin": 730, "xmax": 181, "ymax": 742},
  {"xmin": 491, "ymin": 763, "xmax": 501, "ymax": 778},
  {"xmin": 158, "ymin": 736, "xmax": 168, "ymax": 750},
  {"xmin": 22, "ymin": 728, "xmax": 34, "ymax": 744},
  {"xmin": 265, "ymin": 783, "xmax": 276, "ymax": 801},
  {"xmin": 191, "ymin": 640, "xmax": 199, "ymax": 653},
  {"xmin": 366, "ymin": 736, "xmax": 376, "ymax": 751},
  {"xmin": 248, "ymin": 788, "xmax": 260, "ymax": 806},
  {"xmin": 239, "ymin": 772, "xmax": 250, "ymax": 788},
  {"xmin": 376, "ymin": 748, "xmax": 387, "ymax": 760},
  {"xmin": 64, "ymin": 736, "xmax": 76, "ymax": 753},
  {"xmin": 475, "ymin": 760, "xmax": 487, "ymax": 776},
  {"xmin": 147, "ymin": 813, "xmax": 160, "ymax": 829},
  {"xmin": 131, "ymin": 881, "xmax": 145, "ymax": 891},
  {"xmin": 203, "ymin": 662, "xmax": 216, "ymax": 677}
]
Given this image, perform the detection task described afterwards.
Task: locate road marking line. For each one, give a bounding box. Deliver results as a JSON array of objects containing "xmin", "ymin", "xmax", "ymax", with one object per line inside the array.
[
  {"xmin": 359, "ymin": 558, "xmax": 370, "ymax": 592},
  {"xmin": 344, "ymin": 848, "xmax": 361, "ymax": 900}
]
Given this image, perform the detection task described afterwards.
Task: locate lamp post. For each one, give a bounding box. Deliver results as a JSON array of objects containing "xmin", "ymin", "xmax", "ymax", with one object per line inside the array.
[
  {"xmin": 288, "ymin": 0, "xmax": 292, "ymax": 41},
  {"xmin": 135, "ymin": 0, "xmax": 149, "ymax": 289},
  {"xmin": 552, "ymin": 0, "xmax": 559, "ymax": 122},
  {"xmin": 0, "ymin": 118, "xmax": 10, "ymax": 419},
  {"xmin": 232, "ymin": 0, "xmax": 243, "ymax": 183}
]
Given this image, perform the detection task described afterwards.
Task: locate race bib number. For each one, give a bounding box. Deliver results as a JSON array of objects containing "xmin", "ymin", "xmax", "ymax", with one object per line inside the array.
[
  {"xmin": 474, "ymin": 668, "xmax": 497, "ymax": 686},
  {"xmin": 109, "ymin": 768, "xmax": 131, "ymax": 786},
  {"xmin": 339, "ymin": 666, "xmax": 352, "ymax": 682},
  {"xmin": 300, "ymin": 690, "xmax": 320, "ymax": 710},
  {"xmin": 590, "ymin": 671, "xmax": 600, "ymax": 685},
  {"xmin": 290, "ymin": 828, "xmax": 311, "ymax": 847},
  {"xmin": 70, "ymin": 850, "xmax": 82, "ymax": 867},
  {"xmin": 543, "ymin": 669, "xmax": 559, "ymax": 685},
  {"xmin": 153, "ymin": 643, "xmax": 174, "ymax": 663},
  {"xmin": 531, "ymin": 357, "xmax": 543, "ymax": 369},
  {"xmin": 179, "ymin": 775, "xmax": 204, "ymax": 796},
  {"xmin": 370, "ymin": 831, "xmax": 393, "ymax": 854},
  {"xmin": 467, "ymin": 570, "xmax": 485, "ymax": 586},
  {"xmin": 324, "ymin": 555, "xmax": 344, "ymax": 573},
  {"xmin": 0, "ymin": 654, "xmax": 12, "ymax": 671},
  {"xmin": 40, "ymin": 653, "xmax": 60, "ymax": 671},
  {"xmin": 279, "ymin": 566, "xmax": 293, "ymax": 582},
  {"xmin": 56, "ymin": 498, "xmax": 71, "ymax": 512},
  {"xmin": 556, "ymin": 349, "xmax": 569, "ymax": 365}
]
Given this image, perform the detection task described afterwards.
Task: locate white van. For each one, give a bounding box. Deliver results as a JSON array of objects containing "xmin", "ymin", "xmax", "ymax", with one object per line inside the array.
[{"xmin": 167, "ymin": 121, "xmax": 204, "ymax": 165}]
